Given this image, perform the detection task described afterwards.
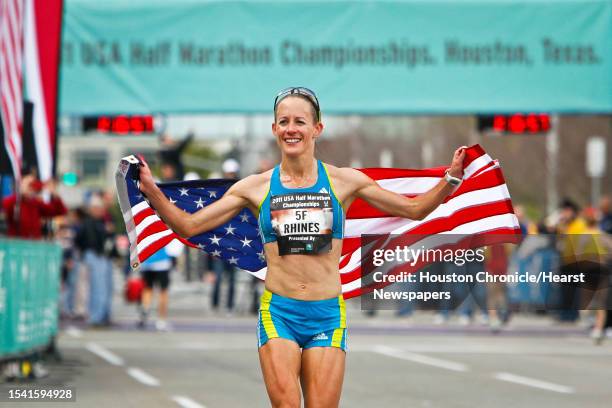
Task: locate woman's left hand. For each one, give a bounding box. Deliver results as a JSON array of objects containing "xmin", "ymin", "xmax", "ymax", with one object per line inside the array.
[{"xmin": 448, "ymin": 146, "xmax": 466, "ymax": 178}]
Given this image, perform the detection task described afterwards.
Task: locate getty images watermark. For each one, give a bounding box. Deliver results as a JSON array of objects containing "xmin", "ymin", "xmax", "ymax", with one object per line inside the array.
[{"xmin": 360, "ymin": 234, "xmax": 610, "ymax": 311}]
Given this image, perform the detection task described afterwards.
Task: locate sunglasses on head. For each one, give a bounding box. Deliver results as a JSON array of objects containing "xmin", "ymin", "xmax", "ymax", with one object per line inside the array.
[{"xmin": 274, "ymin": 87, "xmax": 321, "ymax": 121}]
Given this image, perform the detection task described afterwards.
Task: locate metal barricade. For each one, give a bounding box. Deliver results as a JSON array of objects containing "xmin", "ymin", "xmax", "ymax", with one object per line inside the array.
[{"xmin": 0, "ymin": 239, "xmax": 61, "ymax": 360}]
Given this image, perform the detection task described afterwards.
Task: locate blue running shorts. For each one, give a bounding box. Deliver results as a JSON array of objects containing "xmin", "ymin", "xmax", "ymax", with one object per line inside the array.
[{"xmin": 257, "ymin": 289, "xmax": 347, "ymax": 351}]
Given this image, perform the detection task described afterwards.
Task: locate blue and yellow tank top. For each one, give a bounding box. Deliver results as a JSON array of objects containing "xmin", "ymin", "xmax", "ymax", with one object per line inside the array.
[{"xmin": 258, "ymin": 160, "xmax": 344, "ymax": 255}]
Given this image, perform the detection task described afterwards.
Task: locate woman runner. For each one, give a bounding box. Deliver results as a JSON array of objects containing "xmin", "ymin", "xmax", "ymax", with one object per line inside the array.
[{"xmin": 138, "ymin": 87, "xmax": 466, "ymax": 407}]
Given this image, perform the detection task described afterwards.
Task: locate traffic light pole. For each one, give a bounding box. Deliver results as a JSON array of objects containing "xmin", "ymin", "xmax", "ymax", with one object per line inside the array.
[
  {"xmin": 546, "ymin": 115, "xmax": 559, "ymax": 216},
  {"xmin": 586, "ymin": 136, "xmax": 607, "ymax": 206}
]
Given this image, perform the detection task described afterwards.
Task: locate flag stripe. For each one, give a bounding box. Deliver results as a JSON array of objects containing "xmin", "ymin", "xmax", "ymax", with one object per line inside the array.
[
  {"xmin": 24, "ymin": 0, "xmax": 50, "ymax": 179},
  {"xmin": 28, "ymin": 0, "xmax": 62, "ymax": 179},
  {"xmin": 137, "ymin": 220, "xmax": 172, "ymax": 244},
  {"xmin": 338, "ymin": 209, "xmax": 519, "ymax": 274},
  {"xmin": 344, "ymin": 200, "xmax": 517, "ymax": 272},
  {"xmin": 359, "ymin": 167, "xmax": 446, "ymax": 179},
  {"xmin": 351, "ymin": 215, "xmax": 520, "ymax": 280},
  {"xmin": 138, "ymin": 232, "xmax": 177, "ymax": 263},
  {"xmin": 136, "ymin": 229, "xmax": 174, "ymax": 254},
  {"xmin": 338, "ymin": 203, "xmax": 518, "ymax": 284},
  {"xmin": 462, "ymin": 144, "xmax": 486, "ymax": 168},
  {"xmin": 375, "ymin": 176, "xmax": 440, "ymax": 195},
  {"xmin": 134, "ymin": 206, "xmax": 157, "ymax": 225},
  {"xmin": 346, "ymin": 167, "xmax": 506, "ymax": 219},
  {"xmin": 131, "ymin": 200, "xmax": 151, "ymax": 216},
  {"xmin": 345, "ymin": 186, "xmax": 512, "ymax": 238},
  {"xmin": 463, "ymin": 153, "xmax": 493, "ymax": 178},
  {"xmin": 136, "ymin": 214, "xmax": 165, "ymax": 236}
]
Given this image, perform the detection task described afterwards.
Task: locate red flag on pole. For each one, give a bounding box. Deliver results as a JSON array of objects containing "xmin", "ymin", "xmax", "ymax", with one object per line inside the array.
[{"xmin": 23, "ymin": 0, "xmax": 63, "ymax": 180}]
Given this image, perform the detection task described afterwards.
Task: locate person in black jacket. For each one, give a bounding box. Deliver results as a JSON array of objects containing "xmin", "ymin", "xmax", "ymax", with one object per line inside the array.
[
  {"xmin": 77, "ymin": 195, "xmax": 115, "ymax": 326},
  {"xmin": 157, "ymin": 132, "xmax": 194, "ymax": 180}
]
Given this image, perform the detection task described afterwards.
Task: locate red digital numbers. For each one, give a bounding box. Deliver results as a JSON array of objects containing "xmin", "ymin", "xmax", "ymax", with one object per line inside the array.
[
  {"xmin": 96, "ymin": 115, "xmax": 154, "ymax": 134},
  {"xmin": 491, "ymin": 113, "xmax": 550, "ymax": 134},
  {"xmin": 97, "ymin": 117, "xmax": 112, "ymax": 132}
]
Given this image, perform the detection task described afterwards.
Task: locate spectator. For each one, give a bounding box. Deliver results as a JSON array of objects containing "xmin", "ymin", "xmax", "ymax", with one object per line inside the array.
[
  {"xmin": 138, "ymin": 240, "xmax": 183, "ymax": 331},
  {"xmin": 77, "ymin": 195, "xmax": 116, "ymax": 327},
  {"xmin": 160, "ymin": 162, "xmax": 179, "ymax": 182},
  {"xmin": 514, "ymin": 204, "xmax": 537, "ymax": 236},
  {"xmin": 455, "ymin": 257, "xmax": 487, "ymax": 326},
  {"xmin": 57, "ymin": 209, "xmax": 84, "ymax": 319},
  {"xmin": 183, "ymin": 171, "xmax": 202, "ymax": 282},
  {"xmin": 434, "ymin": 260, "xmax": 487, "ymax": 326},
  {"xmin": 211, "ymin": 159, "xmax": 240, "ymax": 314},
  {"xmin": 557, "ymin": 198, "xmax": 586, "ymax": 322},
  {"xmin": 485, "ymin": 244, "xmax": 511, "ymax": 331},
  {"xmin": 2, "ymin": 175, "xmax": 66, "ymax": 239},
  {"xmin": 248, "ymin": 159, "xmax": 273, "ymax": 315},
  {"xmin": 510, "ymin": 222, "xmax": 560, "ymax": 311},
  {"xmin": 578, "ymin": 207, "xmax": 611, "ymax": 343},
  {"xmin": 158, "ymin": 132, "xmax": 194, "ymax": 180}
]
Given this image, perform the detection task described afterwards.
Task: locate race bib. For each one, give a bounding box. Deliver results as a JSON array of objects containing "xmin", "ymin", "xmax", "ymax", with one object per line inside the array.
[{"xmin": 270, "ymin": 193, "xmax": 333, "ymax": 255}]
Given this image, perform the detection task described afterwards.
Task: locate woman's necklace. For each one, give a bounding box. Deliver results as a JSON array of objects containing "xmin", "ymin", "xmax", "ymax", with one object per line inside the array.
[{"xmin": 280, "ymin": 160, "xmax": 316, "ymax": 188}]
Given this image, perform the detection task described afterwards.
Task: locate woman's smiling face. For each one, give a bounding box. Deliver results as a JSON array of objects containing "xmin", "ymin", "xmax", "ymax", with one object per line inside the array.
[{"xmin": 272, "ymin": 96, "xmax": 323, "ymax": 158}]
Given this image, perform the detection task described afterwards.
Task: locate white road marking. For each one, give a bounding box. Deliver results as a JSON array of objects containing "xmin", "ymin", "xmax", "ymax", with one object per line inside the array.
[
  {"xmin": 60, "ymin": 342, "xmax": 612, "ymax": 356},
  {"xmin": 65, "ymin": 326, "xmax": 82, "ymax": 338},
  {"xmin": 172, "ymin": 395, "xmax": 207, "ymax": 408},
  {"xmin": 85, "ymin": 342, "xmax": 125, "ymax": 366},
  {"xmin": 367, "ymin": 344, "xmax": 612, "ymax": 356},
  {"xmin": 494, "ymin": 372, "xmax": 575, "ymax": 394},
  {"xmin": 127, "ymin": 367, "xmax": 160, "ymax": 387},
  {"xmin": 372, "ymin": 345, "xmax": 468, "ymax": 372}
]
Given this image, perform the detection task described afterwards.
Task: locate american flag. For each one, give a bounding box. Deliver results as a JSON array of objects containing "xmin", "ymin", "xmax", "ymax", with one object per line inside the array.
[
  {"xmin": 116, "ymin": 145, "xmax": 520, "ymax": 299},
  {"xmin": 0, "ymin": 0, "xmax": 24, "ymax": 180}
]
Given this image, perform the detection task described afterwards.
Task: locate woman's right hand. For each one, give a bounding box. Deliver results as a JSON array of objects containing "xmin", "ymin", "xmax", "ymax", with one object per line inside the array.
[{"xmin": 137, "ymin": 156, "xmax": 157, "ymax": 196}]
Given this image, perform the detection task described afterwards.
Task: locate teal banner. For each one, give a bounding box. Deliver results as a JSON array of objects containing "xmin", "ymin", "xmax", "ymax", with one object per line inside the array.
[
  {"xmin": 0, "ymin": 240, "xmax": 61, "ymax": 359},
  {"xmin": 60, "ymin": 0, "xmax": 612, "ymax": 115}
]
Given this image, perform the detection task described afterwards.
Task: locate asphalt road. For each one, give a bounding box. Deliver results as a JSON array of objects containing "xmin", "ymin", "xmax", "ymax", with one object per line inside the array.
[{"xmin": 2, "ymin": 280, "xmax": 611, "ymax": 408}]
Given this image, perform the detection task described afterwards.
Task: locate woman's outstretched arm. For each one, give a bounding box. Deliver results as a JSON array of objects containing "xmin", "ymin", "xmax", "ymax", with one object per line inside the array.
[
  {"xmin": 138, "ymin": 159, "xmax": 257, "ymax": 238},
  {"xmin": 337, "ymin": 147, "xmax": 466, "ymax": 221}
]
